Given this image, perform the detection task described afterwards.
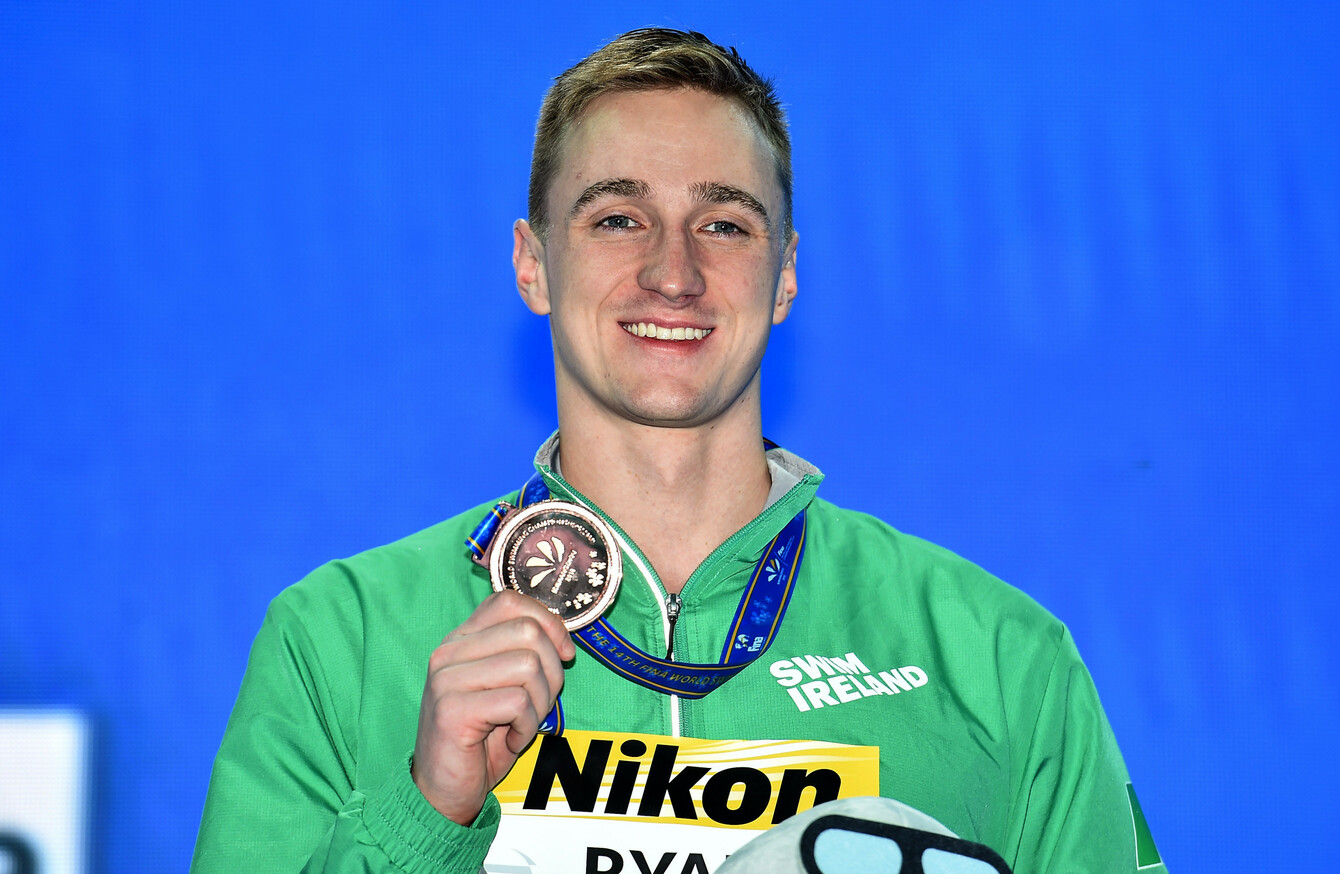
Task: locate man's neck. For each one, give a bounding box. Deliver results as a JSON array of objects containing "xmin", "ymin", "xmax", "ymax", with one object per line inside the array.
[{"xmin": 556, "ymin": 417, "xmax": 771, "ymax": 596}]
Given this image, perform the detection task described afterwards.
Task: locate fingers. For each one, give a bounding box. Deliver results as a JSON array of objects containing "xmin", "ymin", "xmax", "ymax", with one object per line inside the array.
[
  {"xmin": 449, "ymin": 591, "xmax": 576, "ymax": 660},
  {"xmin": 411, "ymin": 591, "xmax": 574, "ymax": 824},
  {"xmin": 431, "ymin": 594, "xmax": 573, "ymax": 716},
  {"xmin": 427, "ymin": 638, "xmax": 560, "ymax": 731},
  {"xmin": 426, "ymin": 685, "xmax": 542, "ymax": 753}
]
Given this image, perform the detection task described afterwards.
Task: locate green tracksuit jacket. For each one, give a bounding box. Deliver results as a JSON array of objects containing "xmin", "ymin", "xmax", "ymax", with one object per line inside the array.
[{"xmin": 192, "ymin": 441, "xmax": 1165, "ymax": 873}]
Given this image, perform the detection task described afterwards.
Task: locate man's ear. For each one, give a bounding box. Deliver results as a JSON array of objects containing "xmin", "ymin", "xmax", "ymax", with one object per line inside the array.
[
  {"xmin": 772, "ymin": 231, "xmax": 799, "ymax": 325},
  {"xmin": 513, "ymin": 219, "xmax": 550, "ymax": 315}
]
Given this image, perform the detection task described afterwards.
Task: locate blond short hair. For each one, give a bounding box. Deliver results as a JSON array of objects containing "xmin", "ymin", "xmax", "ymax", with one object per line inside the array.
[{"xmin": 528, "ymin": 28, "xmax": 792, "ymax": 241}]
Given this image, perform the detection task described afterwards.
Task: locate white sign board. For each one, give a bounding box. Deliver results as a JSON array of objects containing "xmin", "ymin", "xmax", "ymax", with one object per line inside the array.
[{"xmin": 0, "ymin": 711, "xmax": 88, "ymax": 874}]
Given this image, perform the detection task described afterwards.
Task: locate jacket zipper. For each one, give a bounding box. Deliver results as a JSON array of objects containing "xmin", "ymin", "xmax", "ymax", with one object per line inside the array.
[
  {"xmin": 665, "ymin": 593, "xmax": 682, "ymax": 660},
  {"xmin": 539, "ymin": 464, "xmax": 816, "ymax": 741}
]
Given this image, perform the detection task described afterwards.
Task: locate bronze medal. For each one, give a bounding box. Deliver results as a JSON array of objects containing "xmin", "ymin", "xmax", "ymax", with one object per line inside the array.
[{"xmin": 488, "ymin": 500, "xmax": 622, "ymax": 630}]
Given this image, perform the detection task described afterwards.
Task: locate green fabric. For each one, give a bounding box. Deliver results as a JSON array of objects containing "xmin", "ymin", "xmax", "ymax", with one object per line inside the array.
[{"xmin": 192, "ymin": 444, "xmax": 1164, "ymax": 873}]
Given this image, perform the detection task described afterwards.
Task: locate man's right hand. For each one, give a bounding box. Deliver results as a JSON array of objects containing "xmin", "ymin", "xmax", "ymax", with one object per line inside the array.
[{"xmin": 411, "ymin": 591, "xmax": 576, "ymax": 825}]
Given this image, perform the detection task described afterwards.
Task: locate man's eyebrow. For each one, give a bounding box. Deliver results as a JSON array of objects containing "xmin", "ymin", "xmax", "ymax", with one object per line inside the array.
[
  {"xmin": 689, "ymin": 181, "xmax": 772, "ymax": 232},
  {"xmin": 569, "ymin": 178, "xmax": 652, "ymax": 218}
]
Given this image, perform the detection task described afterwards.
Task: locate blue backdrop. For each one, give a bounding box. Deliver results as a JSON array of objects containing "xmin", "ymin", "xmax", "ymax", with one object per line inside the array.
[{"xmin": 2, "ymin": 2, "xmax": 1337, "ymax": 871}]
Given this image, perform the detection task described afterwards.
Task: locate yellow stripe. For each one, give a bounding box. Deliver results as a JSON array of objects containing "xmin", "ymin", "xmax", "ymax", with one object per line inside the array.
[
  {"xmin": 765, "ymin": 520, "xmax": 805, "ymax": 642},
  {"xmin": 725, "ymin": 529, "xmax": 781, "ymax": 647}
]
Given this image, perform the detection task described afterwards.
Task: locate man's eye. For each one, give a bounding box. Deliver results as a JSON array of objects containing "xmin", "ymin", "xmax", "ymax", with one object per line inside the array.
[
  {"xmin": 703, "ymin": 220, "xmax": 744, "ymax": 235},
  {"xmin": 599, "ymin": 215, "xmax": 638, "ymax": 230}
]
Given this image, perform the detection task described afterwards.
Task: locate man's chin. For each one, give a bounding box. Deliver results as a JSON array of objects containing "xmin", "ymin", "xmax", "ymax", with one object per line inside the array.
[
  {"xmin": 620, "ymin": 406, "xmax": 715, "ymax": 429},
  {"xmin": 604, "ymin": 376, "xmax": 762, "ymax": 431},
  {"xmin": 613, "ymin": 393, "xmax": 723, "ymax": 429}
]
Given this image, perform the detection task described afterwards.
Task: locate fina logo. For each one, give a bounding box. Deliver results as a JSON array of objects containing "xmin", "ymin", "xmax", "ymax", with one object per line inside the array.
[{"xmin": 733, "ymin": 633, "xmax": 766, "ymax": 653}]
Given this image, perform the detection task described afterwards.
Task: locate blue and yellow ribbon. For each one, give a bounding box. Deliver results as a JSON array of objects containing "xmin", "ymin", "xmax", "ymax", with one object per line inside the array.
[{"xmin": 468, "ymin": 464, "xmax": 807, "ymax": 735}]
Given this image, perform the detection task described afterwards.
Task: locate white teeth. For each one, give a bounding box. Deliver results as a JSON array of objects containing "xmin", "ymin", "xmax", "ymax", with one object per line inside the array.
[{"xmin": 622, "ymin": 322, "xmax": 712, "ymax": 341}]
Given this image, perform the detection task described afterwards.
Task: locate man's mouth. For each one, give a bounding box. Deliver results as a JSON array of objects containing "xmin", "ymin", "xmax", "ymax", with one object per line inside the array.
[{"xmin": 621, "ymin": 322, "xmax": 713, "ymax": 341}]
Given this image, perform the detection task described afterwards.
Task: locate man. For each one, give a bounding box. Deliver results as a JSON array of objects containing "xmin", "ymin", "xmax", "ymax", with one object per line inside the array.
[{"xmin": 193, "ymin": 28, "xmax": 1164, "ymax": 873}]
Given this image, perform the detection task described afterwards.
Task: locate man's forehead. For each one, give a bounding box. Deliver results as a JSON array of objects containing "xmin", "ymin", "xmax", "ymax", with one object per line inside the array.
[{"xmin": 551, "ymin": 88, "xmax": 778, "ymax": 206}]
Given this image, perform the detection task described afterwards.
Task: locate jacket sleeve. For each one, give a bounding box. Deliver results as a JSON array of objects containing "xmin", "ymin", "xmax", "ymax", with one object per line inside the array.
[
  {"xmin": 1006, "ymin": 627, "xmax": 1168, "ymax": 874},
  {"xmin": 190, "ymin": 593, "xmax": 500, "ymax": 873}
]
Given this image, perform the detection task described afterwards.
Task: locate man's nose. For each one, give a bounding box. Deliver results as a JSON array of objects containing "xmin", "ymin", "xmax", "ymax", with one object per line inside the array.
[{"xmin": 637, "ymin": 227, "xmax": 706, "ymax": 301}]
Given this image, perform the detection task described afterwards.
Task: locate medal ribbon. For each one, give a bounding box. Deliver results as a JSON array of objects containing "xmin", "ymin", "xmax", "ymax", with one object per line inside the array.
[{"xmin": 466, "ymin": 469, "xmax": 808, "ymax": 735}]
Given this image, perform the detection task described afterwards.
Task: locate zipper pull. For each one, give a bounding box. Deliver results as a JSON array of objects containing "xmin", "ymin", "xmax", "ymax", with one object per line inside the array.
[{"xmin": 665, "ymin": 593, "xmax": 682, "ymax": 660}]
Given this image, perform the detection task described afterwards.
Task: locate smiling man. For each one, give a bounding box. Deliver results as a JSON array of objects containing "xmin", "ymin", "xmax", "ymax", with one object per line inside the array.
[
  {"xmin": 512, "ymin": 85, "xmax": 798, "ymax": 598},
  {"xmin": 193, "ymin": 28, "xmax": 1164, "ymax": 874}
]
